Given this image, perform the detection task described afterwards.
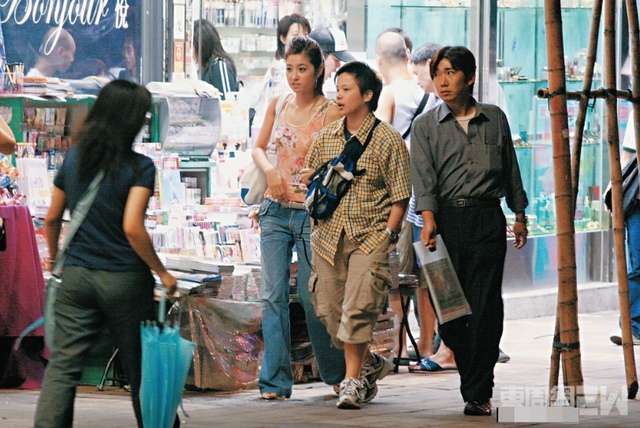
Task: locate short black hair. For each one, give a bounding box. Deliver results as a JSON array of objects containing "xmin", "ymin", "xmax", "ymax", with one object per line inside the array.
[
  {"xmin": 430, "ymin": 46, "xmax": 476, "ymax": 94},
  {"xmin": 410, "ymin": 42, "xmax": 442, "ymax": 65},
  {"xmin": 335, "ymin": 62, "xmax": 383, "ymax": 112},
  {"xmin": 381, "ymin": 27, "xmax": 413, "ymax": 52}
]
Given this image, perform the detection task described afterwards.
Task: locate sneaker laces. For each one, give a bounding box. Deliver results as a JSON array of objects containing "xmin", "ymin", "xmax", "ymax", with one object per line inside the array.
[
  {"xmin": 341, "ymin": 377, "xmax": 362, "ymax": 399},
  {"xmin": 359, "ymin": 353, "xmax": 384, "ymax": 387}
]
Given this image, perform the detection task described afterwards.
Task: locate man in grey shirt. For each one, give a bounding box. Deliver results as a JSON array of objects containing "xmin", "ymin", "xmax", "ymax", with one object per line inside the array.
[{"xmin": 411, "ymin": 46, "xmax": 528, "ymax": 417}]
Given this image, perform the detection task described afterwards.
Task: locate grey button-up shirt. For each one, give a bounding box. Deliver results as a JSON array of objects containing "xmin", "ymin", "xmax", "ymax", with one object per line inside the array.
[{"xmin": 411, "ymin": 99, "xmax": 528, "ymax": 215}]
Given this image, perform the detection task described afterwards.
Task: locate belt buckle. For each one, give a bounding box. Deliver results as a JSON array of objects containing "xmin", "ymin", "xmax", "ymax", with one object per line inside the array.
[{"xmin": 455, "ymin": 199, "xmax": 466, "ymax": 207}]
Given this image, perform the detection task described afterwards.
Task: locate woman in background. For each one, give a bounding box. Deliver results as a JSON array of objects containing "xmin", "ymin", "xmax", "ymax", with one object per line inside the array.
[
  {"xmin": 34, "ymin": 80, "xmax": 178, "ymax": 428},
  {"xmin": 193, "ymin": 19, "xmax": 239, "ymax": 100},
  {"xmin": 252, "ymin": 36, "xmax": 345, "ymax": 400},
  {"xmin": 252, "ymin": 14, "xmax": 311, "ymax": 126}
]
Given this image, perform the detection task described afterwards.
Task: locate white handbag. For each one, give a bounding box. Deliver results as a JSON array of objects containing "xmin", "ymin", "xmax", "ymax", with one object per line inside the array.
[{"xmin": 241, "ymin": 94, "xmax": 290, "ymax": 205}]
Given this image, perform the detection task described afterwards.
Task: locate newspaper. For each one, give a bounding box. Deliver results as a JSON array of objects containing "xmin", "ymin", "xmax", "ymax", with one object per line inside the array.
[{"xmin": 413, "ymin": 235, "xmax": 472, "ymax": 324}]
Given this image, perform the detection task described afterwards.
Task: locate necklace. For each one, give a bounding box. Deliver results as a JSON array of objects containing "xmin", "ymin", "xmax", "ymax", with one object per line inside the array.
[{"xmin": 283, "ymin": 95, "xmax": 326, "ymax": 128}]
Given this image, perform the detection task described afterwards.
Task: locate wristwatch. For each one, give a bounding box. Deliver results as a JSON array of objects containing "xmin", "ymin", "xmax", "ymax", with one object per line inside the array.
[
  {"xmin": 515, "ymin": 215, "xmax": 529, "ymax": 225},
  {"xmin": 385, "ymin": 227, "xmax": 399, "ymax": 243}
]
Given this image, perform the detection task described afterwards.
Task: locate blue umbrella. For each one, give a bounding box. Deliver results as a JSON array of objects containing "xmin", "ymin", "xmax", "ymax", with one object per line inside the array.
[{"xmin": 140, "ymin": 289, "xmax": 195, "ymax": 428}]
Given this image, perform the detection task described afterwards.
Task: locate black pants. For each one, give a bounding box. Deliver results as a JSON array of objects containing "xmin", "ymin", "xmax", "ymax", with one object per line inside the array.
[
  {"xmin": 436, "ymin": 204, "xmax": 507, "ymax": 403},
  {"xmin": 34, "ymin": 266, "xmax": 155, "ymax": 428}
]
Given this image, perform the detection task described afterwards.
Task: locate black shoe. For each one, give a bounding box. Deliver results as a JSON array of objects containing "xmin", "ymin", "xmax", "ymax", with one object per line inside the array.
[{"xmin": 464, "ymin": 400, "xmax": 492, "ymax": 416}]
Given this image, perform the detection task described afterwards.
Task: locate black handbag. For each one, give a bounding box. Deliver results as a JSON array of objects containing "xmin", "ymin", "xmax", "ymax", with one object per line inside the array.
[{"xmin": 604, "ymin": 155, "xmax": 639, "ymax": 218}]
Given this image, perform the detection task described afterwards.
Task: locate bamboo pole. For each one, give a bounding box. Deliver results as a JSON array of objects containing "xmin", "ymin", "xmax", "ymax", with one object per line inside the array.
[
  {"xmin": 621, "ymin": 0, "xmax": 640, "ymax": 399},
  {"xmin": 544, "ymin": 0, "xmax": 584, "ymax": 406},
  {"xmin": 571, "ymin": 0, "xmax": 603, "ymax": 211},
  {"xmin": 548, "ymin": 1, "xmax": 603, "ymax": 405},
  {"xmin": 538, "ymin": 88, "xmax": 633, "ymax": 101}
]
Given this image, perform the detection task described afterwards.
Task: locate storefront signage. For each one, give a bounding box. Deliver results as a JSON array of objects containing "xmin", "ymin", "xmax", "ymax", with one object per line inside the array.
[{"xmin": 0, "ymin": 0, "xmax": 131, "ymax": 54}]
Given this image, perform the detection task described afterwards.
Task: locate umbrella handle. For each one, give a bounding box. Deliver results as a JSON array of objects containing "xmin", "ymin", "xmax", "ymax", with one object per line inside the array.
[{"xmin": 158, "ymin": 288, "xmax": 166, "ymax": 324}]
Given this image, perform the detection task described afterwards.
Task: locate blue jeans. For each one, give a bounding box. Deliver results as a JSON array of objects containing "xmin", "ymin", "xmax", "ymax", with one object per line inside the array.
[
  {"xmin": 258, "ymin": 200, "xmax": 345, "ymax": 397},
  {"xmin": 625, "ymin": 206, "xmax": 640, "ymax": 337}
]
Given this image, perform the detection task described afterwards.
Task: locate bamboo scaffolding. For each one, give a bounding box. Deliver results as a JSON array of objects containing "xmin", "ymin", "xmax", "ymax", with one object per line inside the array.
[
  {"xmin": 546, "ymin": 1, "xmax": 603, "ymax": 405},
  {"xmin": 537, "ymin": 88, "xmax": 632, "ymax": 101},
  {"xmin": 571, "ymin": 0, "xmax": 604, "ymax": 211},
  {"xmin": 620, "ymin": 0, "xmax": 639, "ymax": 399},
  {"xmin": 544, "ymin": 0, "xmax": 584, "ymax": 406}
]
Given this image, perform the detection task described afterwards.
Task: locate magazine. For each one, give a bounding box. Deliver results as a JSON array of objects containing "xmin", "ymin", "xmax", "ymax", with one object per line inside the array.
[{"xmin": 413, "ymin": 235, "xmax": 472, "ymax": 324}]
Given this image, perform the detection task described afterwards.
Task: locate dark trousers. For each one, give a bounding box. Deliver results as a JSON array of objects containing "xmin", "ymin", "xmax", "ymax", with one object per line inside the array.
[
  {"xmin": 34, "ymin": 266, "xmax": 155, "ymax": 428},
  {"xmin": 436, "ymin": 204, "xmax": 506, "ymax": 403}
]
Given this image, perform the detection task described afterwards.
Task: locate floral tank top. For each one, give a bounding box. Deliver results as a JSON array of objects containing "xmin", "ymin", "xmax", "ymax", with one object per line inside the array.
[{"xmin": 270, "ymin": 95, "xmax": 332, "ymax": 203}]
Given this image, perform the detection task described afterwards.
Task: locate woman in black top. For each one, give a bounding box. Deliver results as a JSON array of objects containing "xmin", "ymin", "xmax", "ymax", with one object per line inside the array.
[
  {"xmin": 34, "ymin": 80, "xmax": 178, "ymax": 428},
  {"xmin": 193, "ymin": 19, "xmax": 238, "ymax": 100}
]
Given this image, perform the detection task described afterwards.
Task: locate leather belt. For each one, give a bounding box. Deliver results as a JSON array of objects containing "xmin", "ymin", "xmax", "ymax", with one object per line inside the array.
[
  {"xmin": 440, "ymin": 198, "xmax": 500, "ymax": 208},
  {"xmin": 273, "ymin": 199, "xmax": 305, "ymax": 210}
]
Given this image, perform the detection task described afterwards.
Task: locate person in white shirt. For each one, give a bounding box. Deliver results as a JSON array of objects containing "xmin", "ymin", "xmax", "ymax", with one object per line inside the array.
[
  {"xmin": 27, "ymin": 28, "xmax": 76, "ymax": 78},
  {"xmin": 309, "ymin": 28, "xmax": 357, "ymax": 100},
  {"xmin": 375, "ymin": 32, "xmax": 445, "ymax": 367}
]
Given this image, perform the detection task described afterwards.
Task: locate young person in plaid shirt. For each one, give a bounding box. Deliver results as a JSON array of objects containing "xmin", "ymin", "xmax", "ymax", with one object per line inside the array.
[{"xmin": 302, "ymin": 61, "xmax": 411, "ymax": 409}]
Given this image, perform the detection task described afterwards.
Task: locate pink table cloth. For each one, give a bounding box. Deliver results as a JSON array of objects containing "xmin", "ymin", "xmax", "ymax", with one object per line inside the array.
[{"xmin": 0, "ymin": 205, "xmax": 46, "ymax": 388}]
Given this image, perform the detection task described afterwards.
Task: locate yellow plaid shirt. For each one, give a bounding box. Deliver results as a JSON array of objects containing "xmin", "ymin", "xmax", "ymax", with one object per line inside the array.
[{"xmin": 305, "ymin": 113, "xmax": 411, "ymax": 265}]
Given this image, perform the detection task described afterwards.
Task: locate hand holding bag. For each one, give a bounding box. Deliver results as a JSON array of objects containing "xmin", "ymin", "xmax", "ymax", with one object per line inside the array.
[{"xmin": 240, "ymin": 94, "xmax": 290, "ymax": 205}]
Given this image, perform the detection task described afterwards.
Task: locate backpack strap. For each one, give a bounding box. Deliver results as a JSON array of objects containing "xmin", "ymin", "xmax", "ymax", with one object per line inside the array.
[
  {"xmin": 350, "ymin": 118, "xmax": 381, "ymax": 176},
  {"xmin": 402, "ymin": 93, "xmax": 429, "ymax": 140},
  {"xmin": 361, "ymin": 118, "xmax": 381, "ymax": 151}
]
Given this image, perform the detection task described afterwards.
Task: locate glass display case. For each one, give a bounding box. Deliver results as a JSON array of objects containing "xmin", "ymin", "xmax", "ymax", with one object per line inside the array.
[
  {"xmin": 358, "ymin": 0, "xmax": 619, "ymax": 290},
  {"xmin": 496, "ymin": 3, "xmax": 608, "ymax": 237},
  {"xmin": 364, "ymin": 0, "xmax": 470, "ymax": 59}
]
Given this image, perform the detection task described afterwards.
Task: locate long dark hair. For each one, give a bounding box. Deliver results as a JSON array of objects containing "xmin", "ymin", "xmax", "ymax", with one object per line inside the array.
[
  {"xmin": 285, "ymin": 36, "xmax": 324, "ymax": 97},
  {"xmin": 76, "ymin": 79, "xmax": 151, "ymax": 180},
  {"xmin": 193, "ymin": 19, "xmax": 237, "ymax": 75},
  {"xmin": 276, "ymin": 14, "xmax": 311, "ymax": 60}
]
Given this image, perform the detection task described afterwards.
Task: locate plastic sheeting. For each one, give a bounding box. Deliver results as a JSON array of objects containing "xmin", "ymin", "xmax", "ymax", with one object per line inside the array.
[{"xmin": 167, "ymin": 296, "xmax": 263, "ymax": 391}]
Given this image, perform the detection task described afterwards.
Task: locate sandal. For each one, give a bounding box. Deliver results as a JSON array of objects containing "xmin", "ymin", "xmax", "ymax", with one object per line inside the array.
[
  {"xmin": 261, "ymin": 392, "xmax": 286, "ymax": 400},
  {"xmin": 408, "ymin": 357, "xmax": 457, "ymax": 372}
]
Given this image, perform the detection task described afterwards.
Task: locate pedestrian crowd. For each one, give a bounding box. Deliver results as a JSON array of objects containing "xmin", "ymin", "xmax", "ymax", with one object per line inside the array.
[{"xmin": 34, "ymin": 14, "xmax": 539, "ymax": 428}]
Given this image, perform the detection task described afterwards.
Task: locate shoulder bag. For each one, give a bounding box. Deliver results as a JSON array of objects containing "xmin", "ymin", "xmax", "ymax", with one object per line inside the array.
[
  {"xmin": 402, "ymin": 93, "xmax": 430, "ymax": 140},
  {"xmin": 240, "ymin": 93, "xmax": 290, "ymax": 205},
  {"xmin": 604, "ymin": 155, "xmax": 638, "ymax": 219},
  {"xmin": 15, "ymin": 170, "xmax": 105, "ymax": 353}
]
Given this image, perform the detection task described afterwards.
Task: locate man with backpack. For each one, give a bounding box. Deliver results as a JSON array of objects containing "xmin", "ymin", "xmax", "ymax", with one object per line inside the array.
[{"xmin": 302, "ymin": 61, "xmax": 411, "ymax": 410}]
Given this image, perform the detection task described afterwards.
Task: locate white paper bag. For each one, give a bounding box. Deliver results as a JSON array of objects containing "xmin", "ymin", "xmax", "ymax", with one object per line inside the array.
[{"xmin": 413, "ymin": 235, "xmax": 472, "ymax": 324}]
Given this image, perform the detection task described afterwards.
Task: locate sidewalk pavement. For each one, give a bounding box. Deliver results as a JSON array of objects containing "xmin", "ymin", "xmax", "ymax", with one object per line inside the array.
[{"xmin": 1, "ymin": 310, "xmax": 639, "ymax": 427}]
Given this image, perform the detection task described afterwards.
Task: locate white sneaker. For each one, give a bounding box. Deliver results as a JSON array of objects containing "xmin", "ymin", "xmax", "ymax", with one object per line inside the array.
[
  {"xmin": 337, "ymin": 377, "xmax": 362, "ymax": 409},
  {"xmin": 359, "ymin": 352, "xmax": 391, "ymax": 403}
]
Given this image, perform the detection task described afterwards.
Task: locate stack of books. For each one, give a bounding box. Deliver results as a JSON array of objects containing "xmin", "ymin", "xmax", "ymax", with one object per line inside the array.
[{"xmin": 23, "ymin": 77, "xmax": 72, "ymax": 97}]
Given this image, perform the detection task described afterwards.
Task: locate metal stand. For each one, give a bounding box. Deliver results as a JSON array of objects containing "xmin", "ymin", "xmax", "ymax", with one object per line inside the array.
[
  {"xmin": 97, "ymin": 348, "xmax": 128, "ymax": 391},
  {"xmin": 391, "ymin": 274, "xmax": 421, "ymax": 373}
]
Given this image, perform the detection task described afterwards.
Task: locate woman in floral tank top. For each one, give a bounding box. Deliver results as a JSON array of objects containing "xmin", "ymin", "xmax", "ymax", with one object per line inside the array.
[{"xmin": 251, "ymin": 36, "xmax": 345, "ymax": 400}]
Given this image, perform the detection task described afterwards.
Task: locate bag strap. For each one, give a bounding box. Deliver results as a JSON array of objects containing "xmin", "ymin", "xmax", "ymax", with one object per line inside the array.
[
  {"xmin": 402, "ymin": 93, "xmax": 429, "ymax": 140},
  {"xmin": 266, "ymin": 93, "xmax": 292, "ymax": 152},
  {"xmin": 360, "ymin": 118, "xmax": 382, "ymax": 152},
  {"xmin": 51, "ymin": 169, "xmax": 105, "ymax": 278}
]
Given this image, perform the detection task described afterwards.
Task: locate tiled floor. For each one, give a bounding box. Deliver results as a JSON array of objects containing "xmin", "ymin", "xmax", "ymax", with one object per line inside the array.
[{"xmin": 1, "ymin": 310, "xmax": 639, "ymax": 427}]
